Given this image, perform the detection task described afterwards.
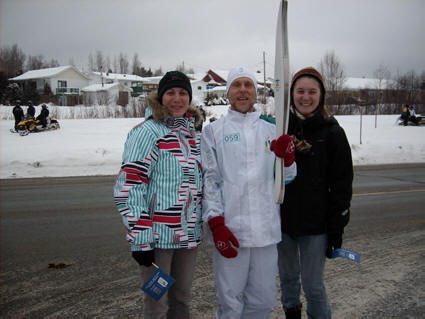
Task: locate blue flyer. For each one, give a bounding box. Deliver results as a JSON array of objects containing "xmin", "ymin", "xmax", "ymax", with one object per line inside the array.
[
  {"xmin": 332, "ymin": 248, "xmax": 361, "ymax": 264},
  {"xmin": 142, "ymin": 263, "xmax": 175, "ymax": 301}
]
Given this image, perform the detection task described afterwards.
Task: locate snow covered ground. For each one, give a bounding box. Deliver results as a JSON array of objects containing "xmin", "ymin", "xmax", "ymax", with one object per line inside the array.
[{"xmin": 1, "ymin": 104, "xmax": 424, "ymax": 179}]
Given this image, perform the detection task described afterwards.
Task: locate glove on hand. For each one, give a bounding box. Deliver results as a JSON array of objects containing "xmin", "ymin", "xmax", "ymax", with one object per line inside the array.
[
  {"xmin": 270, "ymin": 134, "xmax": 295, "ymax": 167},
  {"xmin": 325, "ymin": 232, "xmax": 343, "ymax": 259},
  {"xmin": 132, "ymin": 250, "xmax": 155, "ymax": 267},
  {"xmin": 208, "ymin": 216, "xmax": 239, "ymax": 258}
]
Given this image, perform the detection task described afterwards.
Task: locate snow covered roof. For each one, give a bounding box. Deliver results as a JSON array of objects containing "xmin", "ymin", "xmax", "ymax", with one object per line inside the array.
[
  {"xmin": 345, "ymin": 77, "xmax": 394, "ymax": 90},
  {"xmin": 207, "ymin": 85, "xmax": 227, "ymax": 92},
  {"xmin": 10, "ymin": 65, "xmax": 89, "ymax": 81},
  {"xmin": 188, "ymin": 72, "xmax": 207, "ymax": 81},
  {"xmin": 81, "ymin": 82, "xmax": 132, "ymax": 92},
  {"xmin": 138, "ymin": 75, "xmax": 163, "ymax": 84},
  {"xmin": 92, "ymin": 72, "xmax": 144, "ymax": 82}
]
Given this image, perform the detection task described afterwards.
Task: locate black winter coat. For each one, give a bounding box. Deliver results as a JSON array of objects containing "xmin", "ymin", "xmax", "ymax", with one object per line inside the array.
[
  {"xmin": 13, "ymin": 106, "xmax": 24, "ymax": 123},
  {"xmin": 27, "ymin": 105, "xmax": 36, "ymax": 118},
  {"xmin": 36, "ymin": 108, "xmax": 49, "ymax": 121},
  {"xmin": 280, "ymin": 111, "xmax": 353, "ymax": 237}
]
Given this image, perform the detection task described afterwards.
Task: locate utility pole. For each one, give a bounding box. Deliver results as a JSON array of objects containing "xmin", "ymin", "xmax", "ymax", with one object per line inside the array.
[
  {"xmin": 100, "ymin": 66, "xmax": 104, "ymax": 87},
  {"xmin": 263, "ymin": 51, "xmax": 267, "ymax": 105},
  {"xmin": 360, "ymin": 104, "xmax": 363, "ymax": 145}
]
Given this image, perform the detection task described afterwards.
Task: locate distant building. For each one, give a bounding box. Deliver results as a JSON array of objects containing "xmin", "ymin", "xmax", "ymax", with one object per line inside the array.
[
  {"xmin": 137, "ymin": 76, "xmax": 163, "ymax": 96},
  {"xmin": 9, "ymin": 65, "xmax": 90, "ymax": 106},
  {"xmin": 342, "ymin": 77, "xmax": 395, "ymax": 106},
  {"xmin": 81, "ymin": 82, "xmax": 132, "ymax": 106},
  {"xmin": 90, "ymin": 72, "xmax": 144, "ymax": 97}
]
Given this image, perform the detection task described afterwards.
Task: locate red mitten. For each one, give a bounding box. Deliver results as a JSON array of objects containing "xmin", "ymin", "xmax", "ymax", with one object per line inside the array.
[
  {"xmin": 270, "ymin": 134, "xmax": 295, "ymax": 167},
  {"xmin": 208, "ymin": 216, "xmax": 239, "ymax": 258}
]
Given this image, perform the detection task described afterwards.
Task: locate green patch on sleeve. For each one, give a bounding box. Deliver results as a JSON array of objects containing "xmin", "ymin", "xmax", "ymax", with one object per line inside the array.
[{"xmin": 260, "ymin": 114, "xmax": 276, "ymax": 124}]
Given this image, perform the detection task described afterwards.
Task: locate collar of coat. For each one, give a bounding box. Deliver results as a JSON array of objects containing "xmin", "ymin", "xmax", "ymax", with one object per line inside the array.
[
  {"xmin": 227, "ymin": 108, "xmax": 261, "ymax": 123},
  {"xmin": 148, "ymin": 92, "xmax": 203, "ymax": 130}
]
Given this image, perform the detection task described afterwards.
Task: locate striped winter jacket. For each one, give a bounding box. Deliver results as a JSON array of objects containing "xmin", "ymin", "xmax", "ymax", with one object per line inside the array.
[{"xmin": 114, "ymin": 94, "xmax": 203, "ymax": 252}]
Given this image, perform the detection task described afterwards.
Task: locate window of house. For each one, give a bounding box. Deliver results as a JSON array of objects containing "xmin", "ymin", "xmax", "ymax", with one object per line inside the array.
[{"xmin": 57, "ymin": 80, "xmax": 67, "ymax": 93}]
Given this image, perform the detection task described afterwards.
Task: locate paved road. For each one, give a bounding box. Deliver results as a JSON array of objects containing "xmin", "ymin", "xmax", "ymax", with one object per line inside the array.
[{"xmin": 0, "ymin": 164, "xmax": 424, "ymax": 318}]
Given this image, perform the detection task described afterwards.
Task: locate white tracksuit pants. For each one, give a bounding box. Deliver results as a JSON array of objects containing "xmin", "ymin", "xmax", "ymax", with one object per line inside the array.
[{"xmin": 212, "ymin": 244, "xmax": 278, "ymax": 319}]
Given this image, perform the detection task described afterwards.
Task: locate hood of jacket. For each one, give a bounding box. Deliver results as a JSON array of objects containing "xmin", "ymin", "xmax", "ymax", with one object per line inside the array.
[{"xmin": 148, "ymin": 92, "xmax": 203, "ymax": 129}]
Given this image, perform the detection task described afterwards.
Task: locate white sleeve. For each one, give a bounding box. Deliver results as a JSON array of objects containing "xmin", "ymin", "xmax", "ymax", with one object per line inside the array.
[
  {"xmin": 284, "ymin": 162, "xmax": 297, "ymax": 185},
  {"xmin": 201, "ymin": 123, "xmax": 224, "ymax": 222}
]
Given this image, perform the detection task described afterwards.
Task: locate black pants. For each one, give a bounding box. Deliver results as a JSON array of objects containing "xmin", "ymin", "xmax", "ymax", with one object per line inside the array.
[{"xmin": 409, "ymin": 116, "xmax": 419, "ymax": 125}]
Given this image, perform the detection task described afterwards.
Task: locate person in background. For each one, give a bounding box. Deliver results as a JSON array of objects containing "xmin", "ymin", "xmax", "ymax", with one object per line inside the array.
[
  {"xmin": 26, "ymin": 100, "xmax": 36, "ymax": 119},
  {"xmin": 408, "ymin": 104, "xmax": 420, "ymax": 125},
  {"xmin": 12, "ymin": 100, "xmax": 24, "ymax": 131},
  {"xmin": 195, "ymin": 105, "xmax": 207, "ymax": 131},
  {"xmin": 36, "ymin": 104, "xmax": 50, "ymax": 127},
  {"xmin": 270, "ymin": 67, "xmax": 353, "ymax": 319},
  {"xmin": 400, "ymin": 104, "xmax": 409, "ymax": 126},
  {"xmin": 201, "ymin": 66, "xmax": 297, "ymax": 318},
  {"xmin": 114, "ymin": 71, "xmax": 204, "ymax": 319}
]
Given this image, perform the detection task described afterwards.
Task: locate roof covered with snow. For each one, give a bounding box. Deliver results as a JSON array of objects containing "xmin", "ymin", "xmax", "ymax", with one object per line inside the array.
[
  {"xmin": 92, "ymin": 72, "xmax": 144, "ymax": 82},
  {"xmin": 81, "ymin": 82, "xmax": 132, "ymax": 92},
  {"xmin": 344, "ymin": 77, "xmax": 394, "ymax": 90},
  {"xmin": 208, "ymin": 85, "xmax": 227, "ymax": 92},
  {"xmin": 138, "ymin": 75, "xmax": 163, "ymax": 84},
  {"xmin": 10, "ymin": 65, "xmax": 89, "ymax": 81}
]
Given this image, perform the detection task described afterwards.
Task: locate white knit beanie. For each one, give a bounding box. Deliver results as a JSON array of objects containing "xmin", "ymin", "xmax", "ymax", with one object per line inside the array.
[{"xmin": 226, "ymin": 66, "xmax": 258, "ymax": 93}]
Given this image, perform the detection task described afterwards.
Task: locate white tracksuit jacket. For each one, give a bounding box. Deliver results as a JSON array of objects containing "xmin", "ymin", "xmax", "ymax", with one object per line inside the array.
[{"xmin": 201, "ymin": 109, "xmax": 296, "ymax": 247}]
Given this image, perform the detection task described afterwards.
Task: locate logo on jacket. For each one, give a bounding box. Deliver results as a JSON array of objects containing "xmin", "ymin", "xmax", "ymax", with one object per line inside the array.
[
  {"xmin": 265, "ymin": 138, "xmax": 272, "ymax": 151},
  {"xmin": 215, "ymin": 240, "xmax": 229, "ymax": 251},
  {"xmin": 224, "ymin": 133, "xmax": 240, "ymax": 143}
]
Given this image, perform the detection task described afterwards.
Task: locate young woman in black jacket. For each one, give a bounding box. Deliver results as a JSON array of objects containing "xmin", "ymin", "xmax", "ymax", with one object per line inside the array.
[{"xmin": 271, "ymin": 67, "xmax": 353, "ymax": 319}]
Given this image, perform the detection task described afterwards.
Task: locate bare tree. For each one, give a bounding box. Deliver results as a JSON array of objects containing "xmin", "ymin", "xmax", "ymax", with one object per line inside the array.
[
  {"xmin": 421, "ymin": 71, "xmax": 425, "ymax": 90},
  {"xmin": 319, "ymin": 50, "xmax": 346, "ymax": 92},
  {"xmin": 105, "ymin": 56, "xmax": 111, "ymax": 73},
  {"xmin": 95, "ymin": 50, "xmax": 104, "ymax": 72},
  {"xmin": 119, "ymin": 53, "xmax": 129, "ymax": 74},
  {"xmin": 405, "ymin": 70, "xmax": 421, "ymax": 105},
  {"xmin": 153, "ymin": 67, "xmax": 163, "ymax": 76},
  {"xmin": 113, "ymin": 56, "xmax": 118, "ymax": 73},
  {"xmin": 87, "ymin": 53, "xmax": 95, "ymax": 72},
  {"xmin": 372, "ymin": 65, "xmax": 391, "ymax": 127},
  {"xmin": 0, "ymin": 44, "xmax": 26, "ymax": 103},
  {"xmin": 319, "ymin": 51, "xmax": 346, "ymax": 107},
  {"xmin": 373, "ymin": 64, "xmax": 391, "ymax": 91},
  {"xmin": 0, "ymin": 44, "xmax": 26, "ymax": 76},
  {"xmin": 26, "ymin": 54, "xmax": 46, "ymax": 70},
  {"xmin": 132, "ymin": 53, "xmax": 141, "ymax": 75},
  {"xmin": 391, "ymin": 69, "xmax": 424, "ymax": 107},
  {"xmin": 48, "ymin": 58, "xmax": 59, "ymax": 68},
  {"xmin": 176, "ymin": 61, "xmax": 194, "ymax": 74}
]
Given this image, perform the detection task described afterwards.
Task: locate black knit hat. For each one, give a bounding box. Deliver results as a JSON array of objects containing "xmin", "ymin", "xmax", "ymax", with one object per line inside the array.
[{"xmin": 157, "ymin": 71, "xmax": 192, "ymax": 103}]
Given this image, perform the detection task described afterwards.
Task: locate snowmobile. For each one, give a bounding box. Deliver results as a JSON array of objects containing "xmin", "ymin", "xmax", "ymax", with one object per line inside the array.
[
  {"xmin": 10, "ymin": 117, "xmax": 60, "ymax": 136},
  {"xmin": 395, "ymin": 114, "xmax": 425, "ymax": 126}
]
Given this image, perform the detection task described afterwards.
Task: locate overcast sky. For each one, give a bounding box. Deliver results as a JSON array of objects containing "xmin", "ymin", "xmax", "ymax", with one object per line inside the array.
[{"xmin": 1, "ymin": 0, "xmax": 424, "ymax": 78}]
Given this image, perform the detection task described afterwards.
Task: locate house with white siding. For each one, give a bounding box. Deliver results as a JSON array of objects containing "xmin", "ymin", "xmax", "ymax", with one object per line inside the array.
[
  {"xmin": 90, "ymin": 72, "xmax": 144, "ymax": 97},
  {"xmin": 9, "ymin": 65, "xmax": 90, "ymax": 105}
]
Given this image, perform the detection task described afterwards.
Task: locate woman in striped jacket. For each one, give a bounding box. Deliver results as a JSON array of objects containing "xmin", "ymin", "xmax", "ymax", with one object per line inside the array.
[{"xmin": 114, "ymin": 71, "xmax": 204, "ymax": 319}]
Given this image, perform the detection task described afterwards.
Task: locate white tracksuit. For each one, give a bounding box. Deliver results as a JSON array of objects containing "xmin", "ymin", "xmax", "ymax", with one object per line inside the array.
[{"xmin": 201, "ymin": 109, "xmax": 296, "ymax": 318}]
